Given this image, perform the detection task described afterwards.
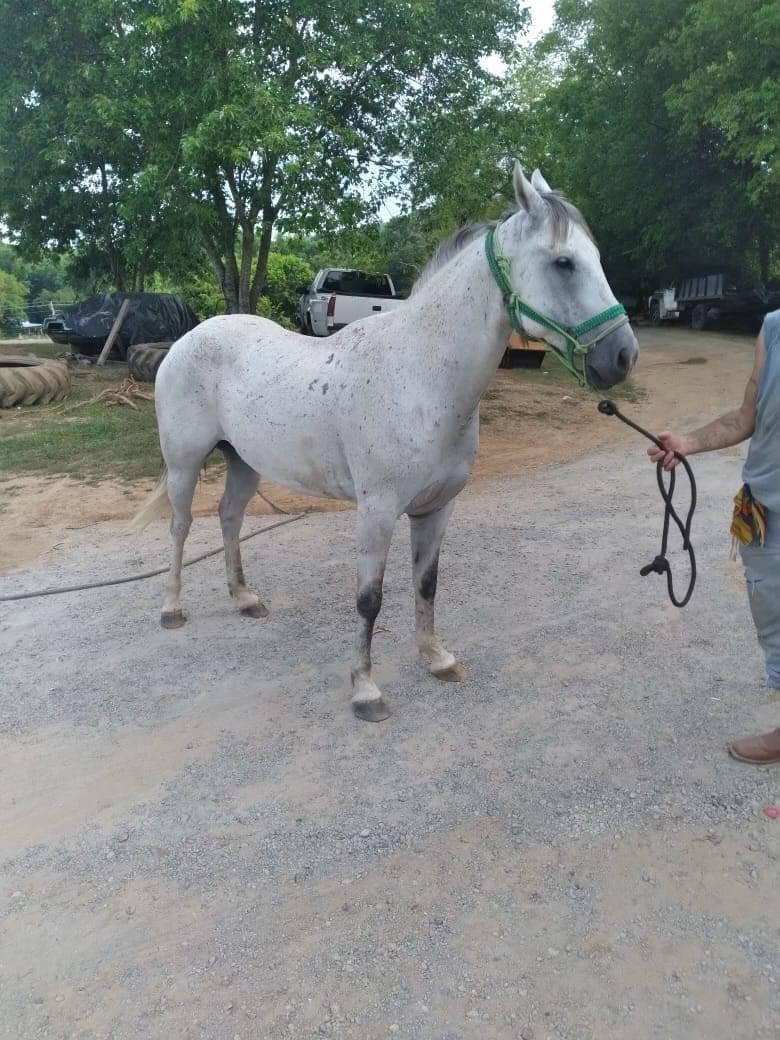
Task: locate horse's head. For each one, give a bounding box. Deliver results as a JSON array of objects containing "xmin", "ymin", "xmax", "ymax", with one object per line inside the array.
[{"xmin": 496, "ymin": 163, "xmax": 638, "ymax": 389}]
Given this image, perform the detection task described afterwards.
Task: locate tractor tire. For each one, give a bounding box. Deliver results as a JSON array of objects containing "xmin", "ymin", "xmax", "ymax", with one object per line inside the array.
[
  {"xmin": 649, "ymin": 301, "xmax": 661, "ymax": 327},
  {"xmin": 691, "ymin": 303, "xmax": 709, "ymax": 330},
  {"xmin": 127, "ymin": 342, "xmax": 172, "ymax": 383},
  {"xmin": 0, "ymin": 356, "xmax": 71, "ymax": 408}
]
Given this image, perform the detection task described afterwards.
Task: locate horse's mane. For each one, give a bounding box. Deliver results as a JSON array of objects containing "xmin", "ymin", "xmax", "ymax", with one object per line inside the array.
[{"xmin": 411, "ymin": 191, "xmax": 594, "ymax": 296}]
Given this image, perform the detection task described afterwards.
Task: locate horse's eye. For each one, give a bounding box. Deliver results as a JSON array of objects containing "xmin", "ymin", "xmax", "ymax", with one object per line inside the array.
[{"xmin": 555, "ymin": 256, "xmax": 574, "ymax": 271}]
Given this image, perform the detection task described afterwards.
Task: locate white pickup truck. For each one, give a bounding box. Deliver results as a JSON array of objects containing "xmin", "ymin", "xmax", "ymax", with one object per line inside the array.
[{"xmin": 296, "ymin": 268, "xmax": 405, "ymax": 336}]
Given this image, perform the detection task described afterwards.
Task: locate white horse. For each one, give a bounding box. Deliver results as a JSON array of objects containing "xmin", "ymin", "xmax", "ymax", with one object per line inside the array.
[{"xmin": 134, "ymin": 164, "xmax": 638, "ymax": 721}]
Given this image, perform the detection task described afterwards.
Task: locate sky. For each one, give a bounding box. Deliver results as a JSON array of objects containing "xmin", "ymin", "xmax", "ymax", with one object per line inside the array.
[
  {"xmin": 525, "ymin": 0, "xmax": 556, "ymax": 40},
  {"xmin": 482, "ymin": 0, "xmax": 556, "ymax": 76}
]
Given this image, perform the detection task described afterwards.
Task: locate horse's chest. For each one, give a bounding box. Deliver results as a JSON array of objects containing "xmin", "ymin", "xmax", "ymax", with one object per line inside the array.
[
  {"xmin": 403, "ymin": 417, "xmax": 478, "ymax": 512},
  {"xmin": 406, "ymin": 468, "xmax": 469, "ymax": 515}
]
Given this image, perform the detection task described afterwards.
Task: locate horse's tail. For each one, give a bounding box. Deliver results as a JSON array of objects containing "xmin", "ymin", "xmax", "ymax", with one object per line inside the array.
[{"xmin": 130, "ymin": 465, "xmax": 170, "ymax": 530}]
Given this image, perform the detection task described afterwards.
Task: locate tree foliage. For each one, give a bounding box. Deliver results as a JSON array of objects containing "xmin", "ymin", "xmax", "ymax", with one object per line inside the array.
[
  {"xmin": 0, "ymin": 268, "xmax": 28, "ymax": 331},
  {"xmin": 262, "ymin": 253, "xmax": 314, "ymax": 322},
  {"xmin": 665, "ymin": 0, "xmax": 779, "ymax": 193},
  {"xmin": 0, "ymin": 0, "xmax": 776, "ymax": 308},
  {"xmin": 663, "ymin": 0, "xmax": 780, "ymax": 279},
  {"xmin": 0, "ymin": 0, "xmax": 179, "ymax": 292},
  {"xmin": 0, "ymin": 0, "xmax": 524, "ymax": 312},
  {"xmin": 277, "ymin": 214, "xmax": 436, "ymax": 297},
  {"xmin": 0, "ymin": 244, "xmax": 75, "ymax": 324},
  {"xmin": 527, "ymin": 0, "xmax": 778, "ymax": 288}
]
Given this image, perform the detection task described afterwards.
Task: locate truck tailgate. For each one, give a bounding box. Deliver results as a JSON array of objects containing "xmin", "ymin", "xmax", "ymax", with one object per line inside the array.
[{"xmin": 331, "ymin": 294, "xmax": 403, "ymax": 328}]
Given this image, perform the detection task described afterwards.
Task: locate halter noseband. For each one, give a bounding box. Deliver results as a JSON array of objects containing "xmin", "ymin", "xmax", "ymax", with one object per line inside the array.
[{"xmin": 485, "ymin": 225, "xmax": 628, "ymax": 386}]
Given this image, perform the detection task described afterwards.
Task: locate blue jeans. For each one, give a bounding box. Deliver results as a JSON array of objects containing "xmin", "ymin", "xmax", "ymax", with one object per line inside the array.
[{"xmin": 740, "ymin": 509, "xmax": 780, "ymax": 689}]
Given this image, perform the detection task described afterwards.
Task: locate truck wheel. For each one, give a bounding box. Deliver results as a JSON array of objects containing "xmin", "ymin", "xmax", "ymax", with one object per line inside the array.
[
  {"xmin": 128, "ymin": 342, "xmax": 172, "ymax": 383},
  {"xmin": 0, "ymin": 356, "xmax": 71, "ymax": 408},
  {"xmin": 649, "ymin": 301, "xmax": 661, "ymax": 327},
  {"xmin": 691, "ymin": 303, "xmax": 708, "ymax": 330}
]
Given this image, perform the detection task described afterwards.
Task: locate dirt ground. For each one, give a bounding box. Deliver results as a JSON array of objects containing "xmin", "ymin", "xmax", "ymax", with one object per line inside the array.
[
  {"xmin": 0, "ymin": 328, "xmax": 755, "ymax": 574},
  {"xmin": 2, "ymin": 327, "xmax": 778, "ymax": 1040}
]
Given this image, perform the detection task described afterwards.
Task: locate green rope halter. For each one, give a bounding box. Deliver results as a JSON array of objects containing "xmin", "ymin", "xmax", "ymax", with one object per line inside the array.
[{"xmin": 485, "ymin": 225, "xmax": 628, "ymax": 386}]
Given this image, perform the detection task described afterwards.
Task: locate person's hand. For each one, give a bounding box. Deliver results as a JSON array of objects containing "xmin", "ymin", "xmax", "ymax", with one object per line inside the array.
[{"xmin": 646, "ymin": 431, "xmax": 689, "ymax": 470}]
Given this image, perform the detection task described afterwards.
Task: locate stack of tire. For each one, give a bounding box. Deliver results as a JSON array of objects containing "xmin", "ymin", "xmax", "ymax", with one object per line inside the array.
[
  {"xmin": 127, "ymin": 341, "xmax": 173, "ymax": 384},
  {"xmin": 0, "ymin": 356, "xmax": 71, "ymax": 407}
]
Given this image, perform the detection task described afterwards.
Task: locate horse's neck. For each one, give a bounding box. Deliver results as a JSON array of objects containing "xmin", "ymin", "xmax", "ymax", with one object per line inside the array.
[{"xmin": 407, "ymin": 238, "xmax": 510, "ymax": 410}]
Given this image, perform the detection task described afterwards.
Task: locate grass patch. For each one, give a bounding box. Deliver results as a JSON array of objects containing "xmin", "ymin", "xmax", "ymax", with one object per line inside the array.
[
  {"xmin": 0, "ymin": 397, "xmax": 161, "ymax": 482},
  {"xmin": 0, "ymin": 363, "xmax": 228, "ymax": 483},
  {"xmin": 0, "ymin": 366, "xmax": 166, "ymax": 481}
]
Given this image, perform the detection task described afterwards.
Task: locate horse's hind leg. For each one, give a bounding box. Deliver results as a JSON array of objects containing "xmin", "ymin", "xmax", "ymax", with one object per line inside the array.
[
  {"xmin": 219, "ymin": 444, "xmax": 268, "ymax": 619},
  {"xmin": 161, "ymin": 464, "xmax": 200, "ymax": 628},
  {"xmin": 409, "ymin": 503, "xmax": 466, "ymax": 681}
]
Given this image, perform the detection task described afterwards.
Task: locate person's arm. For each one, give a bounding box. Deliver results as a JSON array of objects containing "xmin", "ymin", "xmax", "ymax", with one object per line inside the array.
[{"xmin": 647, "ymin": 333, "xmax": 765, "ymax": 470}]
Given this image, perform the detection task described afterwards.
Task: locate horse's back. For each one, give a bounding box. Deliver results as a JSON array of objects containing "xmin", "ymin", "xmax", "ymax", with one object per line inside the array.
[
  {"xmin": 161, "ymin": 313, "xmax": 307, "ymax": 376},
  {"xmin": 156, "ymin": 313, "xmax": 331, "ymax": 411}
]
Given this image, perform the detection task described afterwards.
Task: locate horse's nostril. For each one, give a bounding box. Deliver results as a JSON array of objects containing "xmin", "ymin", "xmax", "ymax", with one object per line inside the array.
[{"xmin": 617, "ymin": 345, "xmax": 634, "ymax": 375}]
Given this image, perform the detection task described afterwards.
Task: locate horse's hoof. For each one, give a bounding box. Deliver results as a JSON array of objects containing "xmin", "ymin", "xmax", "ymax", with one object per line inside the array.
[
  {"xmin": 352, "ymin": 698, "xmax": 392, "ymax": 723},
  {"xmin": 240, "ymin": 602, "xmax": 269, "ymax": 619},
  {"xmin": 432, "ymin": 662, "xmax": 468, "ymax": 682},
  {"xmin": 161, "ymin": 610, "xmax": 186, "ymax": 629}
]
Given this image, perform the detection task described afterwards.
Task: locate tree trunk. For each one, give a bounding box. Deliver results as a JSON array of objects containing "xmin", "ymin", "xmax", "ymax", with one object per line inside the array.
[
  {"xmin": 238, "ymin": 224, "xmax": 255, "ymax": 312},
  {"xmin": 206, "ymin": 180, "xmax": 244, "ymax": 313},
  {"xmin": 215, "ymin": 248, "xmax": 241, "ymax": 313},
  {"xmin": 249, "ymin": 212, "xmax": 275, "ymax": 314},
  {"xmin": 223, "ymin": 251, "xmax": 242, "ymax": 313},
  {"xmin": 223, "ymin": 273, "xmax": 240, "ymax": 313},
  {"xmin": 205, "ymin": 162, "xmax": 283, "ymax": 314},
  {"xmin": 111, "ymin": 247, "xmax": 126, "ymax": 292},
  {"xmin": 204, "ymin": 237, "xmax": 239, "ymax": 313},
  {"xmin": 130, "ymin": 255, "xmax": 148, "ymax": 292}
]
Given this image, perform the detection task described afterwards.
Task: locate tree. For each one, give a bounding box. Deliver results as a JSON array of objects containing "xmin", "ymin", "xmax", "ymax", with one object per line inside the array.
[
  {"xmin": 0, "ymin": 268, "xmax": 28, "ymax": 332},
  {"xmin": 0, "ymin": 244, "xmax": 75, "ymax": 323},
  {"xmin": 0, "ymin": 0, "xmax": 184, "ymax": 291},
  {"xmin": 402, "ymin": 31, "xmax": 556, "ymax": 242},
  {"xmin": 372, "ymin": 214, "xmax": 435, "ymax": 296},
  {"xmin": 525, "ymin": 0, "xmax": 777, "ymax": 290},
  {"xmin": 262, "ymin": 252, "xmax": 313, "ymax": 324},
  {"xmin": 663, "ymin": 0, "xmax": 780, "ymax": 280},
  {"xmin": 137, "ymin": 0, "xmax": 525, "ymax": 313},
  {"xmin": 0, "ymin": 1, "xmax": 525, "ymax": 312},
  {"xmin": 275, "ymin": 215, "xmax": 435, "ymax": 297}
]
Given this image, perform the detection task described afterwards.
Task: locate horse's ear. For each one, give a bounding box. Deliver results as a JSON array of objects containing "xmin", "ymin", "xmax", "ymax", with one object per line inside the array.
[
  {"xmin": 512, "ymin": 160, "xmax": 545, "ymax": 222},
  {"xmin": 530, "ymin": 168, "xmax": 552, "ymax": 194}
]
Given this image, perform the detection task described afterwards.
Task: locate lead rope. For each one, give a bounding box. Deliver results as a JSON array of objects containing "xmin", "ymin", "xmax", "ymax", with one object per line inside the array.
[{"xmin": 598, "ymin": 400, "xmax": 697, "ymax": 608}]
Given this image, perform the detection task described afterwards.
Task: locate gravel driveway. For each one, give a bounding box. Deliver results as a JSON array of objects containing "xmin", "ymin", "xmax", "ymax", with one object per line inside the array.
[{"xmin": 1, "ymin": 439, "xmax": 778, "ymax": 1039}]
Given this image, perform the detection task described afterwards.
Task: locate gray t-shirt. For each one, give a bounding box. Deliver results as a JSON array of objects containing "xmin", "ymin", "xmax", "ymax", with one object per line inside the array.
[{"xmin": 743, "ymin": 308, "xmax": 780, "ymax": 512}]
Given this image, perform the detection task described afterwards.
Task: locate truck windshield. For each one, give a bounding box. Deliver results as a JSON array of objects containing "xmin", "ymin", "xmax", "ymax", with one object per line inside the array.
[{"xmin": 321, "ymin": 271, "xmax": 392, "ymax": 297}]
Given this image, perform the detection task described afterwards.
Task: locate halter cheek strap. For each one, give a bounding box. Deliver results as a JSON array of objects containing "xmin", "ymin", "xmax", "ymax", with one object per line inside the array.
[{"xmin": 484, "ymin": 226, "xmax": 628, "ymax": 386}]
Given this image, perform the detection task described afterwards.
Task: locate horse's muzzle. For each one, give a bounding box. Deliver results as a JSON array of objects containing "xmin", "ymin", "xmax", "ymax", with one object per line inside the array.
[{"xmin": 585, "ymin": 324, "xmax": 639, "ymax": 389}]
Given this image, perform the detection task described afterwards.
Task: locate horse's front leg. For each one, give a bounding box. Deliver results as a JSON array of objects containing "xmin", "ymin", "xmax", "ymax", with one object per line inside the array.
[
  {"xmin": 351, "ymin": 505, "xmax": 397, "ymax": 722},
  {"xmin": 409, "ymin": 503, "xmax": 467, "ymax": 682}
]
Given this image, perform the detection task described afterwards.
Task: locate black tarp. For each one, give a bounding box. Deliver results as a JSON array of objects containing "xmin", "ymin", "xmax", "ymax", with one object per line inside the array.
[{"xmin": 44, "ymin": 292, "xmax": 199, "ymax": 359}]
